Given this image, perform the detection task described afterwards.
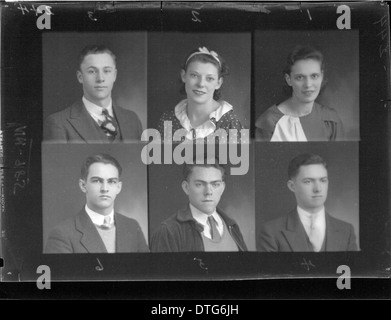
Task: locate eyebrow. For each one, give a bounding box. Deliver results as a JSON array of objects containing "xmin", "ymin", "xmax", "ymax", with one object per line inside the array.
[
  {"xmin": 90, "ymin": 176, "xmax": 119, "ymax": 180},
  {"xmin": 189, "ymin": 70, "xmax": 217, "ymax": 76},
  {"xmin": 302, "ymin": 176, "xmax": 328, "ymax": 180},
  {"xmin": 293, "ymin": 71, "xmax": 320, "ymax": 75},
  {"xmin": 86, "ymin": 66, "xmax": 114, "ymax": 70},
  {"xmin": 194, "ymin": 179, "xmax": 222, "ymax": 183}
]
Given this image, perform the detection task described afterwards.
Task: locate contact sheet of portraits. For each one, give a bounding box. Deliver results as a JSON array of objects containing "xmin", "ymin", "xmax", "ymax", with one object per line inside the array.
[{"xmin": 0, "ymin": 1, "xmax": 390, "ymax": 285}]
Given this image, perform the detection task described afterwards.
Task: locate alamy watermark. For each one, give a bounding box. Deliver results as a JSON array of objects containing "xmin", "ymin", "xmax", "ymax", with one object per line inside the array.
[{"xmin": 141, "ymin": 123, "xmax": 250, "ymax": 175}]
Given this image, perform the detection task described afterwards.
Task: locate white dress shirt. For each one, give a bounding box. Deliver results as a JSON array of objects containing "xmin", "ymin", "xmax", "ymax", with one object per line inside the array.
[
  {"xmin": 297, "ymin": 206, "xmax": 326, "ymax": 251},
  {"xmin": 82, "ymin": 96, "xmax": 114, "ymax": 125},
  {"xmin": 189, "ymin": 203, "xmax": 223, "ymax": 239},
  {"xmin": 85, "ymin": 204, "xmax": 115, "ymax": 227}
]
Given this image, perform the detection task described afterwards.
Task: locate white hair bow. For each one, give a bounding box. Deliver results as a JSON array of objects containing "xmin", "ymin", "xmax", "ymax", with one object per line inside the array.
[{"xmin": 186, "ymin": 46, "xmax": 221, "ymax": 67}]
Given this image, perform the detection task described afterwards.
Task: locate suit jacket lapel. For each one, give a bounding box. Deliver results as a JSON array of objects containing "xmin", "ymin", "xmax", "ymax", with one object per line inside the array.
[
  {"xmin": 76, "ymin": 209, "xmax": 108, "ymax": 253},
  {"xmin": 115, "ymin": 213, "xmax": 132, "ymax": 253},
  {"xmin": 325, "ymin": 212, "xmax": 345, "ymax": 251},
  {"xmin": 113, "ymin": 104, "xmax": 130, "ymax": 139},
  {"xmin": 67, "ymin": 100, "xmax": 102, "ymax": 142},
  {"xmin": 282, "ymin": 210, "xmax": 311, "ymax": 252}
]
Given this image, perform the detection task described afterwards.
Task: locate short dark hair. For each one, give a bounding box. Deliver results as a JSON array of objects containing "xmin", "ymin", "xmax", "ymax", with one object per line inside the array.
[
  {"xmin": 80, "ymin": 154, "xmax": 122, "ymax": 180},
  {"xmin": 288, "ymin": 153, "xmax": 327, "ymax": 179},
  {"xmin": 183, "ymin": 161, "xmax": 226, "ymax": 182},
  {"xmin": 78, "ymin": 45, "xmax": 117, "ymax": 70},
  {"xmin": 180, "ymin": 48, "xmax": 229, "ymax": 101},
  {"xmin": 283, "ymin": 45, "xmax": 324, "ymax": 75}
]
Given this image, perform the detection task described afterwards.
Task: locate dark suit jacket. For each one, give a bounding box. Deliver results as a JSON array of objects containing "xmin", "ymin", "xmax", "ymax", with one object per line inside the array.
[
  {"xmin": 45, "ymin": 209, "xmax": 149, "ymax": 253},
  {"xmin": 257, "ymin": 209, "xmax": 358, "ymax": 252},
  {"xmin": 43, "ymin": 99, "xmax": 143, "ymax": 142},
  {"xmin": 151, "ymin": 205, "xmax": 248, "ymax": 252}
]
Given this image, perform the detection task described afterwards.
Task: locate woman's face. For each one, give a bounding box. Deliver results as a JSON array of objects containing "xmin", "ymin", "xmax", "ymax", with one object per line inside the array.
[
  {"xmin": 285, "ymin": 58, "xmax": 323, "ymax": 104},
  {"xmin": 181, "ymin": 61, "xmax": 223, "ymax": 105}
]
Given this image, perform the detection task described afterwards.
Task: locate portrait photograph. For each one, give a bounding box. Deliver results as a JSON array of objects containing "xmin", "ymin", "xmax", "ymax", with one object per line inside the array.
[
  {"xmin": 254, "ymin": 30, "xmax": 359, "ymax": 141},
  {"xmin": 255, "ymin": 142, "xmax": 359, "ymax": 252},
  {"xmin": 148, "ymin": 148, "xmax": 255, "ymax": 252},
  {"xmin": 42, "ymin": 143, "xmax": 149, "ymax": 253},
  {"xmin": 42, "ymin": 32, "xmax": 147, "ymax": 142},
  {"xmin": 147, "ymin": 32, "xmax": 251, "ymax": 134}
]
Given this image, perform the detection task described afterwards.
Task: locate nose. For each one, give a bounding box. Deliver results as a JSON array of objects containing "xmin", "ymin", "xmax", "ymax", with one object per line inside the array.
[
  {"xmin": 204, "ymin": 184, "xmax": 213, "ymax": 196},
  {"xmin": 313, "ymin": 181, "xmax": 321, "ymax": 193},
  {"xmin": 304, "ymin": 77, "xmax": 312, "ymax": 88},
  {"xmin": 197, "ymin": 76, "xmax": 206, "ymax": 87},
  {"xmin": 96, "ymin": 71, "xmax": 105, "ymax": 82},
  {"xmin": 100, "ymin": 181, "xmax": 108, "ymax": 193}
]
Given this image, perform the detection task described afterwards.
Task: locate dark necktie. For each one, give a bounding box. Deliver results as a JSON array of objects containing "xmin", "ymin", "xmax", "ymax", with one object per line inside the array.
[
  {"xmin": 101, "ymin": 109, "xmax": 118, "ymax": 140},
  {"xmin": 207, "ymin": 215, "xmax": 221, "ymax": 241}
]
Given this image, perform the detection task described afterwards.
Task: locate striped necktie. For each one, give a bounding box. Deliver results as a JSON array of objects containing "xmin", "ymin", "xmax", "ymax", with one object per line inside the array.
[{"xmin": 101, "ymin": 109, "xmax": 118, "ymax": 139}]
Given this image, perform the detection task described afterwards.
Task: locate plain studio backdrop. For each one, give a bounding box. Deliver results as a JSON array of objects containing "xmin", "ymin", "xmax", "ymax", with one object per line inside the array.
[
  {"xmin": 254, "ymin": 30, "xmax": 360, "ymax": 141},
  {"xmin": 42, "ymin": 32, "xmax": 148, "ymax": 130},
  {"xmin": 42, "ymin": 143, "xmax": 149, "ymax": 250},
  {"xmin": 147, "ymin": 32, "xmax": 251, "ymax": 132},
  {"xmin": 255, "ymin": 142, "xmax": 359, "ymax": 251}
]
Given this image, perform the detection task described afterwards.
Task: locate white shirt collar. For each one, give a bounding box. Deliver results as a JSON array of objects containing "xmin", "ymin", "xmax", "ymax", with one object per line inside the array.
[
  {"xmin": 297, "ymin": 206, "xmax": 326, "ymax": 237},
  {"xmin": 174, "ymin": 99, "xmax": 233, "ymax": 140},
  {"xmin": 85, "ymin": 204, "xmax": 114, "ymax": 226},
  {"xmin": 189, "ymin": 203, "xmax": 223, "ymax": 239},
  {"xmin": 82, "ymin": 96, "xmax": 114, "ymax": 122}
]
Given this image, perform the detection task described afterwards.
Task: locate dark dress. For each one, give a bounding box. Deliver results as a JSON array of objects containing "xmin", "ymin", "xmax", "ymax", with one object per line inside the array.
[{"xmin": 255, "ymin": 102, "xmax": 344, "ymax": 141}]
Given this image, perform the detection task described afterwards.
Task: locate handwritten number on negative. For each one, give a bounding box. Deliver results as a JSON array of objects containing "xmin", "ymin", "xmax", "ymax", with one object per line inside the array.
[{"xmin": 192, "ymin": 11, "xmax": 201, "ymax": 23}]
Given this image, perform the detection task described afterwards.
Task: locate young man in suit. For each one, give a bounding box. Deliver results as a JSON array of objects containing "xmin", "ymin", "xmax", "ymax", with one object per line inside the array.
[
  {"xmin": 258, "ymin": 153, "xmax": 357, "ymax": 252},
  {"xmin": 45, "ymin": 154, "xmax": 149, "ymax": 253},
  {"xmin": 43, "ymin": 45, "xmax": 142, "ymax": 143},
  {"xmin": 151, "ymin": 162, "xmax": 247, "ymax": 252}
]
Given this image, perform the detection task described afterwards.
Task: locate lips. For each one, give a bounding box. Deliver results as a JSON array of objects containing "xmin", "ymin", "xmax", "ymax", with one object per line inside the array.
[
  {"xmin": 100, "ymin": 195, "xmax": 111, "ymax": 200},
  {"xmin": 193, "ymin": 90, "xmax": 206, "ymax": 95}
]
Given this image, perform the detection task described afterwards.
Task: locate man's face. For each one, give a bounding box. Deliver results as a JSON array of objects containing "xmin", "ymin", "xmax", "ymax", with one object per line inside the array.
[
  {"xmin": 77, "ymin": 53, "xmax": 117, "ymax": 107},
  {"xmin": 288, "ymin": 164, "xmax": 328, "ymax": 213},
  {"xmin": 79, "ymin": 162, "xmax": 122, "ymax": 215},
  {"xmin": 182, "ymin": 166, "xmax": 225, "ymax": 215}
]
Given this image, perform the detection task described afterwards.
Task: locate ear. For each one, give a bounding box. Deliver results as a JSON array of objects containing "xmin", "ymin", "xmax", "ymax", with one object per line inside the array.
[
  {"xmin": 116, "ymin": 181, "xmax": 122, "ymax": 194},
  {"xmin": 285, "ymin": 73, "xmax": 292, "ymax": 87},
  {"xmin": 182, "ymin": 180, "xmax": 190, "ymax": 196},
  {"xmin": 181, "ymin": 69, "xmax": 186, "ymax": 83},
  {"xmin": 220, "ymin": 181, "xmax": 226, "ymax": 194},
  {"xmin": 287, "ymin": 180, "xmax": 295, "ymax": 193},
  {"xmin": 79, "ymin": 179, "xmax": 87, "ymax": 193},
  {"xmin": 76, "ymin": 70, "xmax": 83, "ymax": 84},
  {"xmin": 113, "ymin": 68, "xmax": 118, "ymax": 83},
  {"xmin": 216, "ymin": 77, "xmax": 223, "ymax": 90}
]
